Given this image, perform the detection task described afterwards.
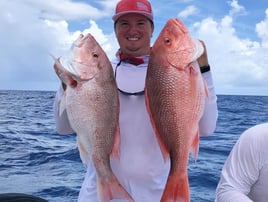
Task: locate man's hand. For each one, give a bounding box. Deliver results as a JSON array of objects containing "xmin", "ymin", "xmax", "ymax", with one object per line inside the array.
[{"xmin": 197, "ymin": 40, "xmax": 209, "ymax": 68}]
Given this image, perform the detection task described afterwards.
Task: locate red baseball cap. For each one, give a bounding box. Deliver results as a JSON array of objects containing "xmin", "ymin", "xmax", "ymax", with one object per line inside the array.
[{"xmin": 112, "ymin": 0, "xmax": 153, "ymax": 22}]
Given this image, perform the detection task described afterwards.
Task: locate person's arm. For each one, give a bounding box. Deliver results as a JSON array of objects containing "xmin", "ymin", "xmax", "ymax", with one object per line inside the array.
[
  {"xmin": 197, "ymin": 40, "xmax": 218, "ymax": 136},
  {"xmin": 53, "ymin": 85, "xmax": 74, "ymax": 135},
  {"xmin": 199, "ymin": 70, "xmax": 218, "ymax": 136},
  {"xmin": 216, "ymin": 126, "xmax": 262, "ymax": 202}
]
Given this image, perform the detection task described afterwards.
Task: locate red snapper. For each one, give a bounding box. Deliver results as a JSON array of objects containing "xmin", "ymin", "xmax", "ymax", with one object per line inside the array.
[
  {"xmin": 145, "ymin": 18, "xmax": 208, "ymax": 202},
  {"xmin": 53, "ymin": 33, "xmax": 133, "ymax": 202}
]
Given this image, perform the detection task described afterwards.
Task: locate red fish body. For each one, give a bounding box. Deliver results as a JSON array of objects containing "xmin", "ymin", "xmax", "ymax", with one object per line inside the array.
[
  {"xmin": 53, "ymin": 33, "xmax": 133, "ymax": 202},
  {"xmin": 145, "ymin": 18, "xmax": 207, "ymax": 202}
]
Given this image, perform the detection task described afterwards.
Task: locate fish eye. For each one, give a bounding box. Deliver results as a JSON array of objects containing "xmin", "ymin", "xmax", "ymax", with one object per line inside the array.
[
  {"xmin": 164, "ymin": 38, "xmax": 171, "ymax": 45},
  {"xmin": 92, "ymin": 53, "xmax": 99, "ymax": 58}
]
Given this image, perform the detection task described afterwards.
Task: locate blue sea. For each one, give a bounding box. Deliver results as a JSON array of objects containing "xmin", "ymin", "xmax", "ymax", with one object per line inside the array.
[{"xmin": 1, "ymin": 90, "xmax": 268, "ymax": 202}]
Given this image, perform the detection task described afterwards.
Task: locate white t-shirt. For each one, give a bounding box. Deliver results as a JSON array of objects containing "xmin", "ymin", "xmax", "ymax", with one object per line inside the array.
[
  {"xmin": 216, "ymin": 123, "xmax": 268, "ymax": 202},
  {"xmin": 53, "ymin": 56, "xmax": 218, "ymax": 202}
]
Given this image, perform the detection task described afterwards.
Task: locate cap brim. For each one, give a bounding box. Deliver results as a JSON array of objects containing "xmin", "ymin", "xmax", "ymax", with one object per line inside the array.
[{"xmin": 112, "ymin": 11, "xmax": 153, "ymax": 22}]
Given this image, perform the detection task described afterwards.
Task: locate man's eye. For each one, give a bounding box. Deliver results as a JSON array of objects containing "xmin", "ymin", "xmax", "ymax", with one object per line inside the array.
[{"xmin": 120, "ymin": 22, "xmax": 129, "ymax": 26}]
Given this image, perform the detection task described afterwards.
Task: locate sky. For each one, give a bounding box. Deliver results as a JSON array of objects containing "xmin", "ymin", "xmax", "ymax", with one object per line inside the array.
[{"xmin": 1, "ymin": 0, "xmax": 268, "ymax": 95}]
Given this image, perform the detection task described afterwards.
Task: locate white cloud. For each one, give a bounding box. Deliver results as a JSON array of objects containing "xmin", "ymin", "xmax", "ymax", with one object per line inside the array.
[
  {"xmin": 191, "ymin": 6, "xmax": 268, "ymax": 95},
  {"xmin": 0, "ymin": 0, "xmax": 117, "ymax": 91},
  {"xmin": 0, "ymin": 0, "xmax": 267, "ymax": 95},
  {"xmin": 256, "ymin": 8, "xmax": 268, "ymax": 47},
  {"xmin": 178, "ymin": 0, "xmax": 194, "ymax": 2},
  {"xmin": 178, "ymin": 5, "xmax": 199, "ymax": 18},
  {"xmin": 228, "ymin": 0, "xmax": 246, "ymax": 15},
  {"xmin": 20, "ymin": 0, "xmax": 111, "ymax": 20},
  {"xmin": 77, "ymin": 20, "xmax": 119, "ymax": 59}
]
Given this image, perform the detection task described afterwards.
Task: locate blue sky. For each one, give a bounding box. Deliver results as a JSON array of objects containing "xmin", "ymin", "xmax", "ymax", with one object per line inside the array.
[{"xmin": 1, "ymin": 0, "xmax": 268, "ymax": 95}]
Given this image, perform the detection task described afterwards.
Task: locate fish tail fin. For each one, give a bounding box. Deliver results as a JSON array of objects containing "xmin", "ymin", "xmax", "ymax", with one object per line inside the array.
[
  {"xmin": 110, "ymin": 124, "xmax": 121, "ymax": 161},
  {"xmin": 191, "ymin": 130, "xmax": 199, "ymax": 161},
  {"xmin": 161, "ymin": 174, "xmax": 190, "ymax": 202},
  {"xmin": 98, "ymin": 176, "xmax": 134, "ymax": 202},
  {"xmin": 156, "ymin": 133, "xmax": 170, "ymax": 162}
]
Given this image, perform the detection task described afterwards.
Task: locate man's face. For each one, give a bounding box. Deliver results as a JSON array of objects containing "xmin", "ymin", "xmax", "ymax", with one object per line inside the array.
[{"xmin": 114, "ymin": 13, "xmax": 154, "ymax": 57}]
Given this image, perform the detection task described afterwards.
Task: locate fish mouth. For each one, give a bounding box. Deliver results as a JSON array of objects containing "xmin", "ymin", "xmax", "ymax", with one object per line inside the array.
[
  {"xmin": 172, "ymin": 18, "xmax": 180, "ymax": 24},
  {"xmin": 73, "ymin": 33, "xmax": 94, "ymax": 48},
  {"xmin": 173, "ymin": 18, "xmax": 188, "ymax": 34}
]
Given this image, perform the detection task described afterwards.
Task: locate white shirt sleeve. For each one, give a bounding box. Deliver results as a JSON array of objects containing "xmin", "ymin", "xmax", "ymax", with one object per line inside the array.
[
  {"xmin": 215, "ymin": 124, "xmax": 267, "ymax": 202},
  {"xmin": 199, "ymin": 71, "xmax": 218, "ymax": 136},
  {"xmin": 53, "ymin": 85, "xmax": 74, "ymax": 135}
]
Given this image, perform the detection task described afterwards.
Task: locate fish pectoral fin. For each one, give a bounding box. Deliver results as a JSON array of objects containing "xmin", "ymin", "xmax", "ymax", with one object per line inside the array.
[
  {"xmin": 59, "ymin": 92, "xmax": 67, "ymax": 117},
  {"xmin": 190, "ymin": 130, "xmax": 199, "ymax": 161},
  {"xmin": 157, "ymin": 135, "xmax": 170, "ymax": 162},
  {"xmin": 77, "ymin": 138, "xmax": 88, "ymax": 165},
  {"xmin": 110, "ymin": 124, "xmax": 121, "ymax": 161},
  {"xmin": 203, "ymin": 78, "xmax": 210, "ymax": 98},
  {"xmin": 188, "ymin": 61, "xmax": 204, "ymax": 76},
  {"xmin": 145, "ymin": 89, "xmax": 169, "ymax": 162}
]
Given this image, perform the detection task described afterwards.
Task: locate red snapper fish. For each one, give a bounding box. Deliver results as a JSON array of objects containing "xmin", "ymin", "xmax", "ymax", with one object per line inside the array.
[
  {"xmin": 53, "ymin": 33, "xmax": 134, "ymax": 202},
  {"xmin": 145, "ymin": 18, "xmax": 208, "ymax": 202}
]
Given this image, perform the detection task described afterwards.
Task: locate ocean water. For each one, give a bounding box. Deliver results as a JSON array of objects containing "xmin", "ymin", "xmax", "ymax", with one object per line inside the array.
[{"xmin": 1, "ymin": 90, "xmax": 268, "ymax": 202}]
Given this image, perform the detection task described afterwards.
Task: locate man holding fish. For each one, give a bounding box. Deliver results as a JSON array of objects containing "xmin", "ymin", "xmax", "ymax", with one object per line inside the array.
[{"xmin": 53, "ymin": 0, "xmax": 218, "ymax": 201}]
